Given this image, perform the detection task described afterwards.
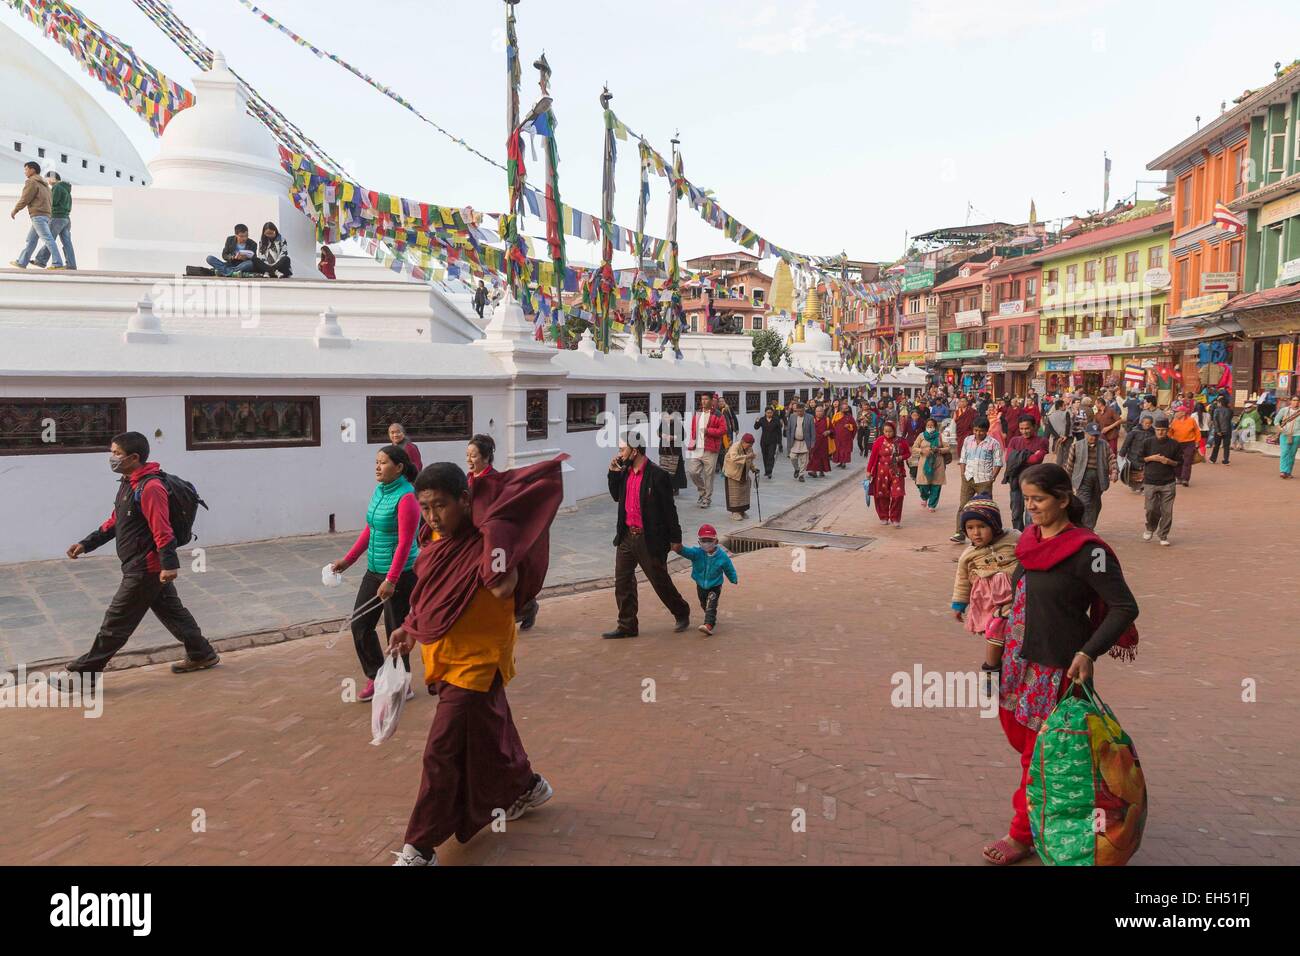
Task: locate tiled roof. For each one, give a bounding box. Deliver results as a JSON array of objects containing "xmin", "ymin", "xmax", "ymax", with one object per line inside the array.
[
  {"xmin": 1035, "ymin": 211, "xmax": 1173, "ymax": 264},
  {"xmin": 1223, "ymin": 282, "xmax": 1300, "ymax": 313},
  {"xmin": 934, "ymin": 264, "xmax": 990, "ymax": 293}
]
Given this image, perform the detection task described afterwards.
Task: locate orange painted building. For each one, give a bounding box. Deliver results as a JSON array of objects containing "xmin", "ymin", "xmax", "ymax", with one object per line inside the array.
[{"xmin": 1147, "ymin": 118, "xmax": 1249, "ymax": 321}]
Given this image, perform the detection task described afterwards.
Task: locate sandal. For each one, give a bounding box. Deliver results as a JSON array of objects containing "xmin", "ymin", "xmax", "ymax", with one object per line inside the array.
[{"xmin": 982, "ymin": 836, "xmax": 1034, "ymax": 866}]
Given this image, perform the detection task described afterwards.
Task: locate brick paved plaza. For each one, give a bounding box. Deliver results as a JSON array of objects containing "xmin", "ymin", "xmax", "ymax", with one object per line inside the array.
[{"xmin": 1, "ymin": 450, "xmax": 1295, "ymax": 865}]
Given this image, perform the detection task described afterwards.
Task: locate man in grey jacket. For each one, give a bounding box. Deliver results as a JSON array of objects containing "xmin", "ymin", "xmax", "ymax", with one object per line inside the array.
[
  {"xmin": 1207, "ymin": 395, "xmax": 1234, "ymax": 465},
  {"xmin": 1064, "ymin": 422, "xmax": 1118, "ymax": 529},
  {"xmin": 784, "ymin": 401, "xmax": 815, "ymax": 482}
]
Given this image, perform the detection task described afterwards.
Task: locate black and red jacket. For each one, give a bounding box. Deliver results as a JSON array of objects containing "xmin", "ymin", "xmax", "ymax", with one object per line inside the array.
[{"xmin": 80, "ymin": 462, "xmax": 180, "ymax": 573}]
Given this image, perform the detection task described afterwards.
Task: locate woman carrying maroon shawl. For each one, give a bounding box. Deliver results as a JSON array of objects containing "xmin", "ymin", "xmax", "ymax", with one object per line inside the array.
[
  {"xmin": 865, "ymin": 420, "xmax": 911, "ymax": 527},
  {"xmin": 807, "ymin": 404, "xmax": 833, "ymax": 477},
  {"xmin": 387, "ymin": 455, "xmax": 566, "ymax": 866},
  {"xmin": 984, "ymin": 462, "xmax": 1139, "ymax": 866}
]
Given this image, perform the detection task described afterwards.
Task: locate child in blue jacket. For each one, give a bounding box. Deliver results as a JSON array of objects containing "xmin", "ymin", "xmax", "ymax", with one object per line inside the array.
[{"xmin": 672, "ymin": 523, "xmax": 738, "ymax": 636}]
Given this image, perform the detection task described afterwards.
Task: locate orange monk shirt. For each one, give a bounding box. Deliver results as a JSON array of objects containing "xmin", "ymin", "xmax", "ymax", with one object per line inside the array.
[
  {"xmin": 417, "ymin": 528, "xmax": 518, "ymax": 692},
  {"xmin": 1168, "ymin": 417, "xmax": 1200, "ymax": 443}
]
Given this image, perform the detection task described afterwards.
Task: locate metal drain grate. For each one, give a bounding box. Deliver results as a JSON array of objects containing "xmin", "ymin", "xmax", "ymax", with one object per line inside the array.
[
  {"xmin": 725, "ymin": 528, "xmax": 874, "ymax": 551},
  {"xmin": 721, "ymin": 534, "xmax": 784, "ymax": 554}
]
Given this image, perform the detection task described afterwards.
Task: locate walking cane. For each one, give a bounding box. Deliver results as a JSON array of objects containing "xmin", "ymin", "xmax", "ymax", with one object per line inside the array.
[{"xmin": 753, "ymin": 471, "xmax": 762, "ymax": 522}]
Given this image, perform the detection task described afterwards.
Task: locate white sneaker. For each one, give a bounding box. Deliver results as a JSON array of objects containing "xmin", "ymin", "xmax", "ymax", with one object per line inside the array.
[
  {"xmin": 391, "ymin": 843, "xmax": 436, "ymax": 866},
  {"xmin": 1159, "ymin": 539, "xmax": 1171, "ymax": 547},
  {"xmin": 404, "ymin": 686, "xmax": 416, "ymax": 702},
  {"xmin": 1142, "ymin": 531, "xmax": 1153, "ymax": 541},
  {"xmin": 504, "ymin": 774, "xmax": 554, "ymax": 821}
]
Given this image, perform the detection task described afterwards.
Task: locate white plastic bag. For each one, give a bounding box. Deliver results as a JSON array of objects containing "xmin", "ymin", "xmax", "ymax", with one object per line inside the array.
[
  {"xmin": 321, "ymin": 563, "xmax": 344, "ymax": 587},
  {"xmin": 370, "ymin": 654, "xmax": 411, "ymax": 746}
]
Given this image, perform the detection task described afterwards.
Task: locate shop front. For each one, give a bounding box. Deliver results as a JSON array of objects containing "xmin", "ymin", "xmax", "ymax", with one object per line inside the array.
[
  {"xmin": 986, "ymin": 360, "xmax": 1034, "ymax": 396},
  {"xmin": 1039, "ymin": 357, "xmax": 1075, "ymax": 395}
]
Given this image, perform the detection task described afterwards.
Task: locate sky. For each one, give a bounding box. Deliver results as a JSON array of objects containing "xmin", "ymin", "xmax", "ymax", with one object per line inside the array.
[{"xmin": 9, "ymin": 0, "xmax": 1300, "ymax": 271}]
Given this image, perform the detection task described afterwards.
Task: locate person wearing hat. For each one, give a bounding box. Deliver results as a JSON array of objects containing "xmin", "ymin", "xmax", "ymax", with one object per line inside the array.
[
  {"xmin": 722, "ymin": 432, "xmax": 759, "ymax": 520},
  {"xmin": 951, "ymin": 494, "xmax": 1020, "ymax": 677},
  {"xmin": 1118, "ymin": 412, "xmax": 1155, "ymax": 493},
  {"xmin": 672, "ymin": 524, "xmax": 738, "ymax": 637},
  {"xmin": 1139, "ymin": 415, "xmax": 1183, "ymax": 545},
  {"xmin": 1063, "ymin": 421, "xmax": 1117, "ymax": 530}
]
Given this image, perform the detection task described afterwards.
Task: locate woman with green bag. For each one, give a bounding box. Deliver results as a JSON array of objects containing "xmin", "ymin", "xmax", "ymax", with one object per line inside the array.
[{"xmin": 982, "ymin": 462, "xmax": 1139, "ymax": 866}]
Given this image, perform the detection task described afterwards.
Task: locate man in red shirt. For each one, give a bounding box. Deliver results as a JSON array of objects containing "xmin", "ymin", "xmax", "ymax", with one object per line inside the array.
[
  {"xmin": 56, "ymin": 431, "xmax": 218, "ymax": 689},
  {"xmin": 953, "ymin": 396, "xmax": 976, "ymax": 449},
  {"xmin": 1004, "ymin": 415, "xmax": 1049, "ymax": 530},
  {"xmin": 602, "ymin": 432, "xmax": 691, "ymax": 638}
]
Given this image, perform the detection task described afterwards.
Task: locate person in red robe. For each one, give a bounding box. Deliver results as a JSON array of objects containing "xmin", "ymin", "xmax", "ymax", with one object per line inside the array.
[
  {"xmin": 807, "ymin": 403, "xmax": 833, "ymax": 477},
  {"xmin": 831, "ymin": 399, "xmax": 857, "ymax": 468},
  {"xmin": 954, "ymin": 396, "xmax": 976, "ymax": 449},
  {"xmin": 866, "ymin": 420, "xmax": 911, "ymax": 526}
]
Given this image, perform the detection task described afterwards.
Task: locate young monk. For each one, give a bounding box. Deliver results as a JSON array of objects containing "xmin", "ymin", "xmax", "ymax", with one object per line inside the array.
[{"xmin": 387, "ymin": 457, "xmax": 564, "ymax": 866}]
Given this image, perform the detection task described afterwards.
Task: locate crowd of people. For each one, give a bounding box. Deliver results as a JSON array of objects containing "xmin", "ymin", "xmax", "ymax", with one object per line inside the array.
[{"xmin": 43, "ymin": 369, "xmax": 1292, "ymax": 867}]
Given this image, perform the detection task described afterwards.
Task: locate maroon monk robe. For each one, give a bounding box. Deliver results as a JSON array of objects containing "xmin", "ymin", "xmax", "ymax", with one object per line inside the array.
[
  {"xmin": 403, "ymin": 455, "xmax": 566, "ymax": 643},
  {"xmin": 808, "ymin": 417, "xmax": 833, "ymax": 474},
  {"xmin": 832, "ymin": 414, "xmax": 856, "ymax": 465}
]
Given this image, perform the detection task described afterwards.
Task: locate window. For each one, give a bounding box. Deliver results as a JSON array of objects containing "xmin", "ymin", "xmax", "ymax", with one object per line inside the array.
[
  {"xmin": 99, "ymin": 164, "xmax": 105, "ymax": 173},
  {"xmin": 784, "ymin": 389, "xmax": 797, "ymax": 404},
  {"xmin": 11, "ymin": 141, "xmax": 19, "ymax": 152},
  {"xmin": 1084, "ymin": 260, "xmax": 1096, "ymax": 284},
  {"xmin": 1083, "ymin": 315, "xmax": 1095, "ymax": 333},
  {"xmin": 60, "ymin": 153, "xmax": 68, "ymax": 163},
  {"xmin": 659, "ymin": 392, "xmax": 686, "ymax": 444},
  {"xmin": 752, "ymin": 314, "xmax": 764, "ymax": 331},
  {"xmin": 1101, "ymin": 314, "xmax": 1114, "ymax": 336},
  {"xmin": 689, "ymin": 313, "xmax": 699, "ymax": 332},
  {"xmin": 0, "ymin": 399, "xmax": 126, "ymax": 455},
  {"xmin": 1178, "ymin": 173, "xmax": 1193, "ymax": 227},
  {"xmin": 1121, "ymin": 310, "xmax": 1135, "ymax": 330},
  {"xmin": 37, "ymin": 147, "xmax": 45, "ymax": 157},
  {"xmin": 1045, "ymin": 268, "xmax": 1059, "ymax": 292},
  {"xmin": 81, "ymin": 159, "xmax": 88, "ymax": 169},
  {"xmin": 907, "ymin": 331, "xmax": 920, "ymax": 351},
  {"xmin": 745, "ymin": 391, "xmax": 761, "ymax": 413},
  {"xmin": 1145, "ymin": 305, "xmax": 1162, "ymax": 329},
  {"xmin": 1148, "ymin": 246, "xmax": 1164, "ymax": 270},
  {"xmin": 1125, "ymin": 251, "xmax": 1139, "ymax": 283},
  {"xmin": 187, "ymin": 396, "xmax": 320, "ymax": 450},
  {"xmin": 566, "ymin": 394, "xmax": 607, "ymax": 432},
  {"xmin": 365, "ymin": 395, "xmax": 472, "ymax": 444},
  {"xmin": 722, "ymin": 391, "xmax": 740, "ymax": 414},
  {"xmin": 1026, "ymin": 277, "xmax": 1038, "ymax": 307},
  {"xmin": 766, "ymin": 391, "xmax": 779, "ymax": 408},
  {"xmin": 752, "ymin": 290, "xmax": 765, "ymax": 304},
  {"xmin": 619, "ymin": 392, "xmax": 650, "ymax": 425},
  {"xmin": 1269, "ymin": 133, "xmax": 1286, "ymax": 173},
  {"xmin": 526, "ymin": 389, "xmax": 548, "ymax": 440},
  {"xmin": 1066, "ymin": 265, "xmax": 1077, "ymax": 293},
  {"xmin": 1232, "ymin": 145, "xmax": 1248, "ymax": 198},
  {"xmin": 116, "ymin": 170, "xmax": 121, "ymax": 178},
  {"xmin": 1046, "ymin": 316, "xmax": 1058, "ymax": 341},
  {"xmin": 1104, "ymin": 256, "xmax": 1118, "ymax": 283},
  {"xmin": 1229, "ymin": 239, "xmax": 1242, "ymax": 275}
]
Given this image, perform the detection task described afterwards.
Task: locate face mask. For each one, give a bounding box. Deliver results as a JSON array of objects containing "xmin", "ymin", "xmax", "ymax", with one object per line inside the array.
[
  {"xmin": 700, "ymin": 540, "xmax": 718, "ymax": 554},
  {"xmin": 109, "ymin": 454, "xmax": 127, "ymax": 473}
]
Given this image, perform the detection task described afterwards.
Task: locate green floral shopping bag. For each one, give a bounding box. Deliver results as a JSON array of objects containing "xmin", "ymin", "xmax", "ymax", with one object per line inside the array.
[{"xmin": 1027, "ymin": 681, "xmax": 1148, "ymax": 865}]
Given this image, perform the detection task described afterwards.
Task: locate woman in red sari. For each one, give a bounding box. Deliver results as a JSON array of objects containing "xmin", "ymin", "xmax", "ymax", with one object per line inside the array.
[
  {"xmin": 831, "ymin": 399, "xmax": 856, "ymax": 468},
  {"xmin": 866, "ymin": 420, "xmax": 911, "ymax": 527},
  {"xmin": 807, "ymin": 403, "xmax": 832, "ymax": 477}
]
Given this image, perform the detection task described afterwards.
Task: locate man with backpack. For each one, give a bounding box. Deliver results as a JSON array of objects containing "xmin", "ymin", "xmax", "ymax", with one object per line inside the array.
[{"xmin": 55, "ymin": 431, "xmax": 218, "ymax": 688}]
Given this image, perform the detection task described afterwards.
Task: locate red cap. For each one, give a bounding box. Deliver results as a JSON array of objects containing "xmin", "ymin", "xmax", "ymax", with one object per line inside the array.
[{"xmin": 698, "ymin": 524, "xmax": 718, "ymax": 540}]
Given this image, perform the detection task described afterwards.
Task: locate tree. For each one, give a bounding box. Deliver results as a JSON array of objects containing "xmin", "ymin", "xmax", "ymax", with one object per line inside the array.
[{"xmin": 750, "ymin": 328, "xmax": 791, "ymax": 366}]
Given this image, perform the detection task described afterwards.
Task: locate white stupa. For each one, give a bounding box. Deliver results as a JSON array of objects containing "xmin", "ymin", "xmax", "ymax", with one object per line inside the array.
[
  {"xmin": 95, "ymin": 51, "xmax": 315, "ymax": 275},
  {"xmin": 0, "ymin": 19, "xmax": 150, "ymax": 186}
]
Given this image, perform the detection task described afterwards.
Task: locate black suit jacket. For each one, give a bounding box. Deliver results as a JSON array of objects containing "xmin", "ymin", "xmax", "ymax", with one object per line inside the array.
[{"xmin": 608, "ymin": 459, "xmax": 682, "ymax": 558}]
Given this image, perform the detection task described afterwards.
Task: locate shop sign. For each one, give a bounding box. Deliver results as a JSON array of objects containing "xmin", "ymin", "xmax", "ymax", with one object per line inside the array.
[
  {"xmin": 1180, "ymin": 292, "xmax": 1229, "ymax": 318},
  {"xmin": 902, "ymin": 270, "xmax": 935, "ymax": 292},
  {"xmin": 1075, "ymin": 354, "xmax": 1112, "ymax": 371},
  {"xmin": 983, "ymin": 342, "xmax": 1000, "ymax": 353},
  {"xmin": 986, "ymin": 362, "xmax": 1006, "ymax": 373},
  {"xmin": 1143, "ymin": 267, "xmax": 1171, "ymax": 290},
  {"xmin": 998, "ymin": 300, "xmax": 1025, "ymax": 316},
  {"xmin": 1280, "ymin": 257, "xmax": 1300, "ymax": 285},
  {"xmin": 1044, "ymin": 359, "xmax": 1074, "ymax": 372},
  {"xmin": 1031, "ymin": 378, "xmax": 1047, "ymax": 393},
  {"xmin": 1060, "ymin": 330, "xmax": 1137, "ymax": 351},
  {"xmin": 1261, "ymin": 191, "xmax": 1300, "ymax": 227},
  {"xmin": 1201, "ymin": 272, "xmax": 1238, "ymax": 294},
  {"xmin": 955, "ymin": 308, "xmax": 983, "ymax": 327}
]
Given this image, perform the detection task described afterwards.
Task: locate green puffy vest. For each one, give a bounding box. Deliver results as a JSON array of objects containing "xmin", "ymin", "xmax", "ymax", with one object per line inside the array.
[{"xmin": 365, "ymin": 476, "xmax": 417, "ymax": 574}]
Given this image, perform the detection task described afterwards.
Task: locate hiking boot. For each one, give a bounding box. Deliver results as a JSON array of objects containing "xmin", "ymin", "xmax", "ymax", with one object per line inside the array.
[
  {"xmin": 601, "ymin": 628, "xmax": 637, "ymax": 639},
  {"xmin": 673, "ymin": 615, "xmax": 691, "ymax": 633},
  {"xmin": 505, "ymin": 774, "xmax": 554, "ymax": 821},
  {"xmin": 48, "ymin": 670, "xmax": 97, "ymax": 694},
  {"xmin": 171, "ymin": 651, "xmax": 220, "ymax": 673},
  {"xmin": 391, "ymin": 843, "xmax": 436, "ymax": 866}
]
